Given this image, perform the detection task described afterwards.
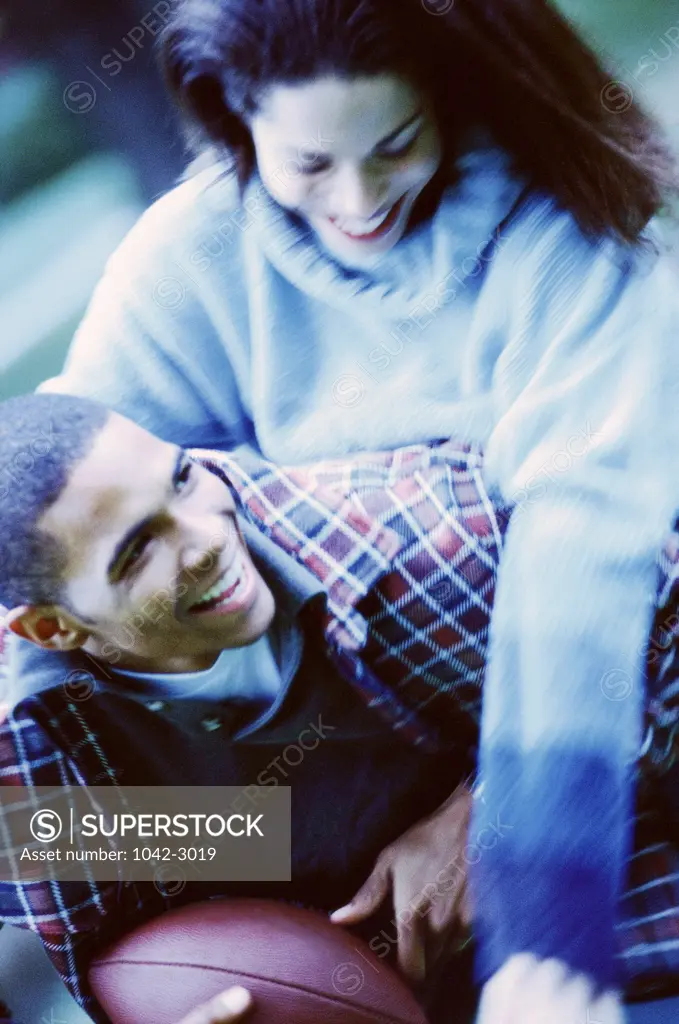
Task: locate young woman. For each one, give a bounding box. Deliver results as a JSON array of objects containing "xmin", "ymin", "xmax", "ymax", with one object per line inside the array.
[{"xmin": 36, "ymin": 1, "xmax": 679, "ymax": 1021}]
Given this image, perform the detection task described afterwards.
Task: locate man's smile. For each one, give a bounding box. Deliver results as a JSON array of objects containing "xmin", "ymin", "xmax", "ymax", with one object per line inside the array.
[{"xmin": 187, "ymin": 549, "xmax": 256, "ymax": 617}]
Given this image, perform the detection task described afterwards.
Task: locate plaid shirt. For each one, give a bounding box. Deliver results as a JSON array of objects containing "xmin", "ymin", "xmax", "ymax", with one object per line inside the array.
[
  {"xmin": 208, "ymin": 441, "xmax": 679, "ymax": 776},
  {"xmin": 1, "ymin": 440, "xmax": 679, "ymax": 1022}
]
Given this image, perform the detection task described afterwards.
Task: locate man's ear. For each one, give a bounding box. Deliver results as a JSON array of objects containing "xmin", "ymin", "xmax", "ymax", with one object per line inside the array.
[{"xmin": 3, "ymin": 606, "xmax": 90, "ymax": 652}]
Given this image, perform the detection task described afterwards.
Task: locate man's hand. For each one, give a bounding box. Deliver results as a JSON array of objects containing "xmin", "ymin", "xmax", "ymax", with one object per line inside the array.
[
  {"xmin": 477, "ymin": 955, "xmax": 624, "ymax": 1024},
  {"xmin": 330, "ymin": 782, "xmax": 473, "ymax": 983},
  {"xmin": 177, "ymin": 986, "xmax": 252, "ymax": 1024}
]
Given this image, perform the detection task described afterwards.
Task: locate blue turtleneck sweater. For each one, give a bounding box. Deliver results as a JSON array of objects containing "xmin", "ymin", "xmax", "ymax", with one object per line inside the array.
[{"xmin": 38, "ymin": 140, "xmax": 679, "ymax": 991}]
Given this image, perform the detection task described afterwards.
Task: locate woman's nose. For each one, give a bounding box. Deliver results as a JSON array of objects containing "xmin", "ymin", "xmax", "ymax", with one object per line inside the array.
[{"xmin": 331, "ymin": 164, "xmax": 386, "ymax": 220}]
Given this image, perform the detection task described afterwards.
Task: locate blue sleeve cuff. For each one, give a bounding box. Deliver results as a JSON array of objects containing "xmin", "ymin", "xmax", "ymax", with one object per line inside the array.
[{"xmin": 469, "ymin": 746, "xmax": 636, "ymax": 992}]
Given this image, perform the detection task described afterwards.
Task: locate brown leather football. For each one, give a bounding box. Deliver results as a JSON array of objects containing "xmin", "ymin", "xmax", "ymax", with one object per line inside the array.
[{"xmin": 88, "ymin": 898, "xmax": 429, "ymax": 1023}]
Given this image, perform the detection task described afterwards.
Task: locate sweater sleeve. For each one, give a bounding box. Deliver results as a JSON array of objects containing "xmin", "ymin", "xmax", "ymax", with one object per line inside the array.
[
  {"xmin": 39, "ymin": 177, "xmax": 254, "ymax": 453},
  {"xmin": 470, "ymin": 205, "xmax": 679, "ymax": 990}
]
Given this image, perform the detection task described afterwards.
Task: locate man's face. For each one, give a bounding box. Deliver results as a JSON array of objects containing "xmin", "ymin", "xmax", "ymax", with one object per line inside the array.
[{"xmin": 38, "ymin": 414, "xmax": 275, "ymax": 672}]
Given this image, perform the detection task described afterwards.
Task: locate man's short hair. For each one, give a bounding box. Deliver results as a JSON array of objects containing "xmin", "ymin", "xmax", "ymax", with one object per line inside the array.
[{"xmin": 0, "ymin": 393, "xmax": 110, "ymax": 610}]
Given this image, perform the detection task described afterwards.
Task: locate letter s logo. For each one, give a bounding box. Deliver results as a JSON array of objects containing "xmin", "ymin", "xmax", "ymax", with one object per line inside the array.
[{"xmin": 29, "ymin": 809, "xmax": 63, "ymax": 843}]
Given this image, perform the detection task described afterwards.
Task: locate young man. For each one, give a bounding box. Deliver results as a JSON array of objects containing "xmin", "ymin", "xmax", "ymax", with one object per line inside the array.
[
  {"xmin": 0, "ymin": 392, "xmax": 479, "ymax": 1024},
  {"xmin": 2, "ymin": 393, "xmax": 679, "ymax": 1024}
]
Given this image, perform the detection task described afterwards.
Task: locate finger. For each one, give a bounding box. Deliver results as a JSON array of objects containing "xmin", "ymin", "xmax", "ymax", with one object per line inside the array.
[
  {"xmin": 520, "ymin": 958, "xmax": 571, "ymax": 1024},
  {"xmin": 525, "ymin": 962, "xmax": 596, "ymax": 1024},
  {"xmin": 392, "ymin": 869, "xmax": 431, "ymax": 983},
  {"xmin": 591, "ymin": 989, "xmax": 625, "ymax": 1024},
  {"xmin": 396, "ymin": 906, "xmax": 426, "ymax": 984},
  {"xmin": 427, "ymin": 891, "xmax": 456, "ymax": 934},
  {"xmin": 177, "ymin": 986, "xmax": 252, "ymax": 1024},
  {"xmin": 477, "ymin": 953, "xmax": 538, "ymax": 1024},
  {"xmin": 330, "ymin": 861, "xmax": 392, "ymax": 924},
  {"xmin": 424, "ymin": 894, "xmax": 471, "ymax": 977},
  {"xmin": 391, "ymin": 882, "xmax": 426, "ymax": 983},
  {"xmin": 458, "ymin": 880, "xmax": 473, "ymax": 929}
]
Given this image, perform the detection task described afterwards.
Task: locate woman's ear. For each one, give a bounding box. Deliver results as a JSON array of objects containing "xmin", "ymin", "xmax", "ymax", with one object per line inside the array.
[{"xmin": 3, "ymin": 606, "xmax": 90, "ymax": 652}]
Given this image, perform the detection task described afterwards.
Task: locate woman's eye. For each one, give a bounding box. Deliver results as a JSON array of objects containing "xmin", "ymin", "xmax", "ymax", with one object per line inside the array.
[
  {"xmin": 379, "ymin": 133, "xmax": 420, "ymax": 160},
  {"xmin": 299, "ymin": 157, "xmax": 332, "ymax": 176},
  {"xmin": 175, "ymin": 460, "xmax": 193, "ymax": 492}
]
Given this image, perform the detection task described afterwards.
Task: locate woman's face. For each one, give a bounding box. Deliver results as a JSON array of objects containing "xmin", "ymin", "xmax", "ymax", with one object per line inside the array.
[{"xmin": 249, "ymin": 74, "xmax": 443, "ymax": 267}]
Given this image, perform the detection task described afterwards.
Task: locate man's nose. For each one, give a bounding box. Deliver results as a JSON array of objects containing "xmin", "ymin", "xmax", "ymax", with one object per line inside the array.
[
  {"xmin": 331, "ymin": 164, "xmax": 386, "ymax": 220},
  {"xmin": 181, "ymin": 517, "xmax": 233, "ymax": 578}
]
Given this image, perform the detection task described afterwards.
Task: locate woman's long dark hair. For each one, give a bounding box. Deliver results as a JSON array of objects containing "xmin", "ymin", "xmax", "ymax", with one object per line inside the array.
[{"xmin": 157, "ymin": 0, "xmax": 677, "ymax": 245}]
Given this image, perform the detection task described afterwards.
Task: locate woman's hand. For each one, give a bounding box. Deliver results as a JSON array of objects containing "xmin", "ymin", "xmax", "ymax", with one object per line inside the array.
[
  {"xmin": 177, "ymin": 986, "xmax": 253, "ymax": 1023},
  {"xmin": 330, "ymin": 782, "xmax": 473, "ymax": 982},
  {"xmin": 477, "ymin": 955, "xmax": 624, "ymax": 1024}
]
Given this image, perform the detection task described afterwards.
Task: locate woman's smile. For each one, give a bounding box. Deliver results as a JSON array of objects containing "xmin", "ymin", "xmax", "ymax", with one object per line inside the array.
[
  {"xmin": 326, "ymin": 193, "xmax": 407, "ymax": 240},
  {"xmin": 250, "ymin": 74, "xmax": 443, "ymax": 265}
]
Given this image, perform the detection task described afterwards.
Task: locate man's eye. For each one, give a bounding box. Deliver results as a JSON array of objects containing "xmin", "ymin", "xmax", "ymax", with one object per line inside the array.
[
  {"xmin": 175, "ymin": 460, "xmax": 193, "ymax": 492},
  {"xmin": 121, "ymin": 536, "xmax": 151, "ymax": 578}
]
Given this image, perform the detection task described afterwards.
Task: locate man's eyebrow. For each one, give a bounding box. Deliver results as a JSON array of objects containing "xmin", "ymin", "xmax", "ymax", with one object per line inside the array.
[{"xmin": 107, "ymin": 448, "xmax": 184, "ymax": 580}]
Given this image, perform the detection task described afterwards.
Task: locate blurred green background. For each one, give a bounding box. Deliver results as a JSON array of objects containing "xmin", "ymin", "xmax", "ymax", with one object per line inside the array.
[{"xmin": 0, "ymin": 0, "xmax": 677, "ymax": 402}]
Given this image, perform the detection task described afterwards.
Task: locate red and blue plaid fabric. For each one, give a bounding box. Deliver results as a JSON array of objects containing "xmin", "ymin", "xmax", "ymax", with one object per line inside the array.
[
  {"xmin": 2, "ymin": 439, "xmax": 679, "ymax": 1020},
  {"xmin": 212, "ymin": 441, "xmax": 679, "ymax": 777},
  {"xmin": 0, "ymin": 697, "xmax": 171, "ymax": 1023},
  {"xmin": 204, "ymin": 440, "xmax": 500, "ymax": 754}
]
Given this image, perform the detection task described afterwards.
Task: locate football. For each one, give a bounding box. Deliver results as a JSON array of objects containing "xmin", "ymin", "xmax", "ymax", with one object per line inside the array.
[{"xmin": 88, "ymin": 897, "xmax": 429, "ymax": 1023}]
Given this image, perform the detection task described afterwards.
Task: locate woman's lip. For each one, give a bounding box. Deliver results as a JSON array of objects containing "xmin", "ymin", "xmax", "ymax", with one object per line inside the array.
[{"xmin": 327, "ymin": 195, "xmax": 407, "ymax": 242}]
